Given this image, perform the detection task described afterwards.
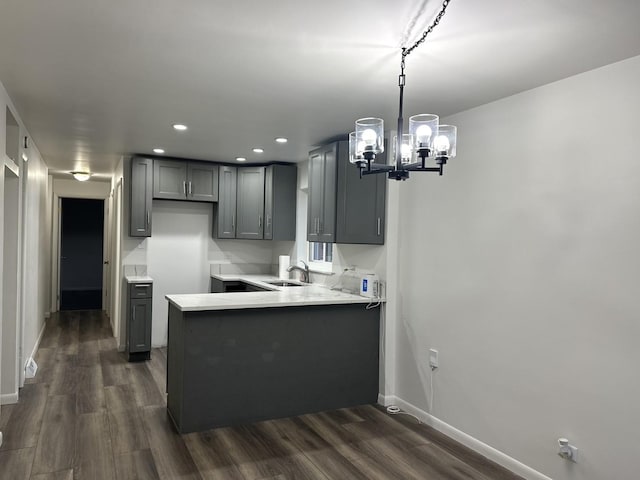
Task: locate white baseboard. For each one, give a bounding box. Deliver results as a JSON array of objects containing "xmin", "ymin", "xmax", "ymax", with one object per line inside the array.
[
  {"xmin": 24, "ymin": 320, "xmax": 47, "ymax": 377},
  {"xmin": 0, "ymin": 392, "xmax": 19, "ymax": 405},
  {"xmin": 378, "ymin": 394, "xmax": 551, "ymax": 480}
]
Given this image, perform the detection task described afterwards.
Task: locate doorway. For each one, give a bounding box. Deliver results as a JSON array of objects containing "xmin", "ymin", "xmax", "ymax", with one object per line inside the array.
[
  {"xmin": 59, "ymin": 198, "xmax": 105, "ymax": 310},
  {"xmin": 2, "ymin": 165, "xmax": 20, "ymax": 404}
]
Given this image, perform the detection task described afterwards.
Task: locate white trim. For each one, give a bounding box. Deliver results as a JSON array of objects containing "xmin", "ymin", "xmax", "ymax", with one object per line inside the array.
[
  {"xmin": 378, "ymin": 395, "xmax": 552, "ymax": 480},
  {"xmin": 25, "ymin": 320, "xmax": 47, "ymax": 375},
  {"xmin": 0, "ymin": 393, "xmax": 19, "ymax": 405}
]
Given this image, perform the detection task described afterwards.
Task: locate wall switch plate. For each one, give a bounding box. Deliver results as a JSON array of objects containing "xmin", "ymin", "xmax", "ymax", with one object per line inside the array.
[
  {"xmin": 0, "ymin": 431, "xmax": 3, "ymax": 448},
  {"xmin": 429, "ymin": 349, "xmax": 439, "ymax": 369}
]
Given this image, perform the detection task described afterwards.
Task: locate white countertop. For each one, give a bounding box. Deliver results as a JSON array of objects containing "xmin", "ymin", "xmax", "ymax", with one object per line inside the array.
[
  {"xmin": 165, "ymin": 274, "xmax": 383, "ymax": 312},
  {"xmin": 125, "ymin": 275, "xmax": 154, "ymax": 283}
]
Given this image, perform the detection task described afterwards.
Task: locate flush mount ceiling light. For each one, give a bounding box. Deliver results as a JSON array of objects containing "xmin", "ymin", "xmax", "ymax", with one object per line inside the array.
[
  {"xmin": 274, "ymin": 137, "xmax": 288, "ymax": 144},
  {"xmin": 71, "ymin": 171, "xmax": 91, "ymax": 182},
  {"xmin": 351, "ymin": 0, "xmax": 457, "ymax": 181},
  {"xmin": 236, "ymin": 157, "xmax": 247, "ymax": 162},
  {"xmin": 153, "ymin": 148, "xmax": 165, "ymax": 154},
  {"xmin": 173, "ymin": 124, "xmax": 188, "ymax": 131},
  {"xmin": 252, "ymin": 148, "xmax": 264, "ymax": 153}
]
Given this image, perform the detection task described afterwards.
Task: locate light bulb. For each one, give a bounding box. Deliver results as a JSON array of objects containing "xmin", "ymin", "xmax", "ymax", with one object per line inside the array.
[
  {"xmin": 434, "ymin": 135, "xmax": 450, "ymax": 153},
  {"xmin": 357, "ymin": 140, "xmax": 366, "ymax": 154},
  {"xmin": 416, "ymin": 125, "xmax": 433, "ymax": 144},
  {"xmin": 400, "ymin": 142, "xmax": 411, "ymax": 159},
  {"xmin": 362, "ymin": 129, "xmax": 377, "ymax": 146}
]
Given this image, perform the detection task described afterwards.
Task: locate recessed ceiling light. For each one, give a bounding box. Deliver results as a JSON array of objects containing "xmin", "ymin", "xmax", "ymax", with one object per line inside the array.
[
  {"xmin": 275, "ymin": 137, "xmax": 288, "ymax": 144},
  {"xmin": 253, "ymin": 148, "xmax": 264, "ymax": 154},
  {"xmin": 236, "ymin": 157, "xmax": 247, "ymax": 162},
  {"xmin": 173, "ymin": 124, "xmax": 188, "ymax": 131},
  {"xmin": 153, "ymin": 148, "xmax": 165, "ymax": 154}
]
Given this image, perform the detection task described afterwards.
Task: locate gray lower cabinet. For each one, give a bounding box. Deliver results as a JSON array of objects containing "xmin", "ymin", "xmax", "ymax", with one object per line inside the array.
[
  {"xmin": 308, "ymin": 140, "xmax": 386, "ymax": 245},
  {"xmin": 153, "ymin": 159, "xmax": 218, "ymax": 202},
  {"xmin": 264, "ymin": 164, "xmax": 297, "ymax": 240},
  {"xmin": 167, "ymin": 302, "xmax": 380, "ymax": 433},
  {"xmin": 213, "ymin": 165, "xmax": 237, "ymax": 238},
  {"xmin": 127, "ymin": 282, "xmax": 153, "ymax": 361},
  {"xmin": 130, "ymin": 157, "xmax": 153, "ymax": 237},
  {"xmin": 236, "ymin": 167, "xmax": 266, "ymax": 239}
]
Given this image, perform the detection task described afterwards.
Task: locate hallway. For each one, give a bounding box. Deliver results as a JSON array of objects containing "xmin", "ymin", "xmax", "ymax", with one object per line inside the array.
[{"xmin": 0, "ymin": 311, "xmax": 521, "ymax": 480}]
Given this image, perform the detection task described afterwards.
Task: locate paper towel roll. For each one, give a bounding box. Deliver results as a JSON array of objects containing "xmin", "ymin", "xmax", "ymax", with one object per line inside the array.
[{"xmin": 278, "ymin": 255, "xmax": 290, "ymax": 279}]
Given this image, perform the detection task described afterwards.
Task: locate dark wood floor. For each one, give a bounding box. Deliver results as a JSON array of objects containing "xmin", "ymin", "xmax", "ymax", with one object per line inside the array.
[{"xmin": 0, "ymin": 310, "xmax": 523, "ymax": 480}]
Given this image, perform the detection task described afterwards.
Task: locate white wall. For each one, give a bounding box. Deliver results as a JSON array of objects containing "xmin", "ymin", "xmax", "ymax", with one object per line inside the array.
[
  {"xmin": 0, "ymin": 82, "xmax": 50, "ymax": 395},
  {"xmin": 394, "ymin": 55, "xmax": 640, "ymax": 480}
]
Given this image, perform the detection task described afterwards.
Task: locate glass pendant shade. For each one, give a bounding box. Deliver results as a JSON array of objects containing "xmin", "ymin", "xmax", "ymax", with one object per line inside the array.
[
  {"xmin": 409, "ymin": 114, "xmax": 439, "ymax": 154},
  {"xmin": 348, "ymin": 132, "xmax": 363, "ymax": 164},
  {"xmin": 355, "ymin": 117, "xmax": 384, "ymax": 159},
  {"xmin": 434, "ymin": 125, "xmax": 457, "ymax": 158},
  {"xmin": 393, "ymin": 134, "xmax": 414, "ymax": 165}
]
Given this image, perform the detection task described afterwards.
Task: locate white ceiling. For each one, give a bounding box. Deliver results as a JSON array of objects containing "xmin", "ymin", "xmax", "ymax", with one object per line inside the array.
[{"xmin": 1, "ymin": 0, "xmax": 640, "ymax": 177}]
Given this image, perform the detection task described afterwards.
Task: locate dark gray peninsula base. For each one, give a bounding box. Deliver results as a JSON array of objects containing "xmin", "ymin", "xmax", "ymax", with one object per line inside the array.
[{"xmin": 167, "ymin": 302, "xmax": 380, "ymax": 433}]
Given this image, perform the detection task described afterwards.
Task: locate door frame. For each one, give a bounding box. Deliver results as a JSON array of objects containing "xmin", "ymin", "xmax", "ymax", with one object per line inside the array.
[{"xmin": 50, "ymin": 180, "xmax": 111, "ymax": 313}]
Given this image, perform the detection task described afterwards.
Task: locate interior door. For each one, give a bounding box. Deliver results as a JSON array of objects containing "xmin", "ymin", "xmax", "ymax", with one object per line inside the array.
[{"xmin": 59, "ymin": 198, "xmax": 105, "ymax": 310}]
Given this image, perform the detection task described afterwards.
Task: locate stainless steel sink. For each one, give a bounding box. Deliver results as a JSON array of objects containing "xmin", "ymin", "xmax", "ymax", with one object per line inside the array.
[{"xmin": 266, "ymin": 281, "xmax": 304, "ymax": 287}]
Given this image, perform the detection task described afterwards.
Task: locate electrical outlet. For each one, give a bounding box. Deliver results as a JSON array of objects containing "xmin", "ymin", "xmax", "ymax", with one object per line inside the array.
[{"xmin": 429, "ymin": 349, "xmax": 439, "ymax": 369}]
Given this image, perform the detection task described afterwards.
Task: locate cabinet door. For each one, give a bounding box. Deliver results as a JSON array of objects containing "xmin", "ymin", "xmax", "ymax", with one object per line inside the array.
[
  {"xmin": 308, "ymin": 143, "xmax": 337, "ymax": 243},
  {"xmin": 264, "ymin": 166, "xmax": 274, "ymax": 239},
  {"xmin": 129, "ymin": 157, "xmax": 153, "ymax": 237},
  {"xmin": 336, "ymin": 141, "xmax": 386, "ymax": 244},
  {"xmin": 130, "ymin": 298, "xmax": 152, "ymax": 353},
  {"xmin": 236, "ymin": 167, "xmax": 265, "ymax": 239},
  {"xmin": 214, "ymin": 166, "xmax": 237, "ymax": 238},
  {"xmin": 187, "ymin": 163, "xmax": 219, "ymax": 202},
  {"xmin": 153, "ymin": 160, "xmax": 187, "ymax": 200},
  {"xmin": 307, "ymin": 147, "xmax": 327, "ymax": 242},
  {"xmin": 267, "ymin": 164, "xmax": 297, "ymax": 241}
]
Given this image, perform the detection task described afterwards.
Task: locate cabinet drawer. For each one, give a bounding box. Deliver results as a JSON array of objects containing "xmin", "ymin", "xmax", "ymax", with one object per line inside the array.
[{"xmin": 129, "ymin": 283, "xmax": 153, "ymax": 299}]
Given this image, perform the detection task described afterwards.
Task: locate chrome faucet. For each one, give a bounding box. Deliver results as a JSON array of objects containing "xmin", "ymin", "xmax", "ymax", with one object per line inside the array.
[{"xmin": 287, "ymin": 260, "xmax": 310, "ymax": 283}]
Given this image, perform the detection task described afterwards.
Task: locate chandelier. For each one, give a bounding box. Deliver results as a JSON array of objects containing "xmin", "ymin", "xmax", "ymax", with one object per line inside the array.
[{"xmin": 350, "ymin": 0, "xmax": 457, "ymax": 181}]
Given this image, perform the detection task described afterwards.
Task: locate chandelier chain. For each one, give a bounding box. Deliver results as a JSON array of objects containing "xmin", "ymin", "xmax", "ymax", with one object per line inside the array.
[{"xmin": 402, "ymin": 0, "xmax": 451, "ymax": 60}]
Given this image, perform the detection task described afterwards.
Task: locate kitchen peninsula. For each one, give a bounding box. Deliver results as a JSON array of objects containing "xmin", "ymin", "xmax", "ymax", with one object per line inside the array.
[{"xmin": 165, "ymin": 277, "xmax": 382, "ymax": 433}]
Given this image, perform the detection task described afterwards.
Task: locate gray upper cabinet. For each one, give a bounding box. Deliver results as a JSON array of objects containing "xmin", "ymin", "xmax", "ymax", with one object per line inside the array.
[
  {"xmin": 153, "ymin": 159, "xmax": 218, "ymax": 202},
  {"xmin": 213, "ymin": 166, "xmax": 237, "ymax": 239},
  {"xmin": 236, "ymin": 167, "xmax": 266, "ymax": 239},
  {"xmin": 308, "ymin": 141, "xmax": 386, "ymax": 245},
  {"xmin": 130, "ymin": 157, "xmax": 153, "ymax": 237},
  {"xmin": 336, "ymin": 141, "xmax": 386, "ymax": 244},
  {"xmin": 307, "ymin": 143, "xmax": 337, "ymax": 243},
  {"xmin": 189, "ymin": 162, "xmax": 219, "ymax": 202},
  {"xmin": 264, "ymin": 164, "xmax": 297, "ymax": 241}
]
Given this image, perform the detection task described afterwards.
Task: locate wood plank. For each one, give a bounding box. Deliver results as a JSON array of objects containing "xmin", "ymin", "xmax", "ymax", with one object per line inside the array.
[
  {"xmin": 32, "ymin": 394, "xmax": 76, "ymax": 475},
  {"xmin": 100, "ymin": 350, "xmax": 131, "ymax": 387},
  {"xmin": 75, "ymin": 412, "xmax": 116, "ymax": 480},
  {"xmin": 108, "ymin": 407, "xmax": 150, "ymax": 455},
  {"xmin": 0, "ymin": 383, "xmax": 48, "ymax": 451},
  {"xmin": 140, "ymin": 406, "xmax": 202, "ymax": 480},
  {"xmin": 30, "ymin": 470, "xmax": 74, "ymax": 480},
  {"xmin": 76, "ymin": 364, "xmax": 106, "ymax": 414},
  {"xmin": 216, "ymin": 423, "xmax": 329, "ymax": 480},
  {"xmin": 48, "ymin": 353, "xmax": 78, "ymax": 395},
  {"xmin": 128, "ymin": 363, "xmax": 165, "ymax": 407},
  {"xmin": 104, "ymin": 384, "xmax": 138, "ymax": 412},
  {"xmin": 114, "ymin": 449, "xmax": 161, "ymax": 480},
  {"xmin": 183, "ymin": 429, "xmax": 247, "ymax": 480},
  {"xmin": 0, "ymin": 447, "xmax": 34, "ymax": 479}
]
